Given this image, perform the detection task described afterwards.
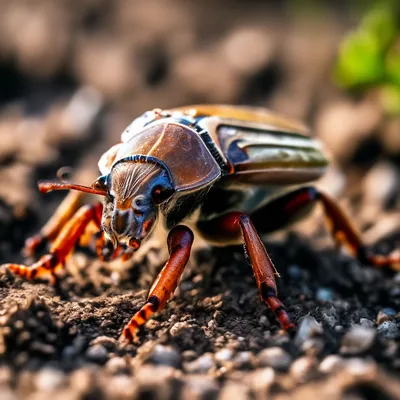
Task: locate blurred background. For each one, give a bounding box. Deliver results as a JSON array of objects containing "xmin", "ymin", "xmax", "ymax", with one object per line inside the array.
[{"xmin": 0, "ymin": 0, "xmax": 399, "ymax": 258}]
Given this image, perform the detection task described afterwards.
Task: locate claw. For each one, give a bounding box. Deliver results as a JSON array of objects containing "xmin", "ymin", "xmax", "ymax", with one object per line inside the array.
[
  {"xmin": 5, "ymin": 253, "xmax": 59, "ymax": 281},
  {"xmin": 118, "ymin": 325, "xmax": 139, "ymax": 344}
]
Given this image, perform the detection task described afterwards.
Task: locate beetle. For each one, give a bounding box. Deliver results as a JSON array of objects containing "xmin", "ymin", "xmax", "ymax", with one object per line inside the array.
[{"xmin": 4, "ymin": 105, "xmax": 399, "ymax": 343}]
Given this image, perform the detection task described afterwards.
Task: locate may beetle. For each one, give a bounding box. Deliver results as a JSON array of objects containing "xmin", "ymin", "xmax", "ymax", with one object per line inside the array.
[{"xmin": 5, "ymin": 105, "xmax": 399, "ymax": 343}]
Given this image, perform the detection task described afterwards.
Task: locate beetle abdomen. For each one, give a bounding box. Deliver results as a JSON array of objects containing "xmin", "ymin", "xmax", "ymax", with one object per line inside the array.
[
  {"xmin": 218, "ymin": 125, "xmax": 328, "ymax": 184},
  {"xmin": 171, "ymin": 105, "xmax": 328, "ymax": 186}
]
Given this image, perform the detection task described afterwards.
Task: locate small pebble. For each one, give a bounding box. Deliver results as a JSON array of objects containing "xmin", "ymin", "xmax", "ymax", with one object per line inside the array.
[
  {"xmin": 344, "ymin": 358, "xmax": 377, "ymax": 378},
  {"xmin": 258, "ymin": 347, "xmax": 291, "ymax": 371},
  {"xmin": 316, "ymin": 288, "xmax": 333, "ymax": 302},
  {"xmin": 169, "ymin": 321, "xmax": 191, "ymax": 336},
  {"xmin": 184, "ymin": 353, "xmax": 215, "ymax": 373},
  {"xmin": 319, "ymin": 355, "xmax": 344, "ymax": 373},
  {"xmin": 294, "ymin": 316, "xmax": 323, "ymax": 349},
  {"xmin": 215, "ymin": 348, "xmax": 234, "ymax": 365},
  {"xmin": 288, "ymin": 265, "xmax": 303, "ymax": 280},
  {"xmin": 249, "ymin": 368, "xmax": 275, "ymax": 392},
  {"xmin": 340, "ymin": 325, "xmax": 375, "ymax": 354},
  {"xmin": 377, "ymin": 309, "xmax": 396, "ymax": 325},
  {"xmin": 301, "ymin": 338, "xmax": 325, "ymax": 356},
  {"xmin": 0, "ymin": 367, "xmax": 12, "ymax": 385},
  {"xmin": 182, "ymin": 375, "xmax": 219, "ymax": 399},
  {"xmin": 359, "ymin": 318, "xmax": 374, "ymax": 328},
  {"xmin": 145, "ymin": 345, "xmax": 181, "ymax": 368},
  {"xmin": 85, "ymin": 344, "xmax": 109, "ymax": 364},
  {"xmin": 219, "ymin": 381, "xmax": 250, "ymax": 400},
  {"xmin": 289, "ymin": 356, "xmax": 316, "ymax": 383},
  {"xmin": 69, "ymin": 368, "xmax": 95, "ymax": 394},
  {"xmin": 376, "ymin": 321, "xmax": 400, "ymax": 339},
  {"xmin": 105, "ymin": 357, "xmax": 129, "ymax": 375},
  {"xmin": 103, "ymin": 374, "xmax": 136, "ymax": 399},
  {"xmin": 35, "ymin": 368, "xmax": 65, "ymax": 391},
  {"xmin": 233, "ymin": 351, "xmax": 255, "ymax": 369}
]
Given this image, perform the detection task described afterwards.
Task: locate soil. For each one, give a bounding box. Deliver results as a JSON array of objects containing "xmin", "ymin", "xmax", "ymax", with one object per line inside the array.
[{"xmin": 0, "ymin": 1, "xmax": 399, "ymax": 399}]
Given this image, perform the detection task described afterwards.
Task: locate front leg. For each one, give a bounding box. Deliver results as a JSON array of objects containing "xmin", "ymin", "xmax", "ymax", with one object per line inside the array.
[
  {"xmin": 197, "ymin": 212, "xmax": 295, "ymax": 332},
  {"xmin": 119, "ymin": 225, "xmax": 194, "ymax": 343},
  {"xmin": 5, "ymin": 203, "xmax": 103, "ymax": 283}
]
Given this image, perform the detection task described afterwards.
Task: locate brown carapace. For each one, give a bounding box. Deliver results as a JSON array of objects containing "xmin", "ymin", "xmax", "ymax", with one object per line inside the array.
[{"xmin": 4, "ymin": 105, "xmax": 400, "ymax": 343}]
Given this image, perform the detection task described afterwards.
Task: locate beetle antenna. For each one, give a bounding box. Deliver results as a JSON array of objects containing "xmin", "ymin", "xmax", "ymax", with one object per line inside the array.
[{"xmin": 38, "ymin": 180, "xmax": 108, "ymax": 196}]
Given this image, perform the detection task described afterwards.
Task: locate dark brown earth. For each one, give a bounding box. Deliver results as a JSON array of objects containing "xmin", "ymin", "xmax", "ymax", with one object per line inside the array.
[{"xmin": 0, "ymin": 1, "xmax": 399, "ymax": 399}]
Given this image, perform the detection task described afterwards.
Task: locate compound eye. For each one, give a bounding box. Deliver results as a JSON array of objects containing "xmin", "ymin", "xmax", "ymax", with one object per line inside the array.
[
  {"xmin": 151, "ymin": 185, "xmax": 174, "ymax": 205},
  {"xmin": 92, "ymin": 175, "xmax": 108, "ymax": 190}
]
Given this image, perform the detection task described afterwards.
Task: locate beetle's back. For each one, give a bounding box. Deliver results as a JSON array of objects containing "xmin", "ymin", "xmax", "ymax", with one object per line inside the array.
[
  {"xmin": 172, "ymin": 105, "xmax": 328, "ymax": 185},
  {"xmin": 117, "ymin": 121, "xmax": 221, "ymax": 192}
]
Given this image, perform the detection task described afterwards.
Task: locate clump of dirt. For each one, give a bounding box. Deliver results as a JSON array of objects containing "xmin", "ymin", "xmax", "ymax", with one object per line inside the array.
[{"xmin": 0, "ymin": 298, "xmax": 76, "ymax": 370}]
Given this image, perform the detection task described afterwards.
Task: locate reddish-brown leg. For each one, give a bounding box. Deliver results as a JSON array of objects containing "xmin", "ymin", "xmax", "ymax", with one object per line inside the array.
[
  {"xmin": 24, "ymin": 191, "xmax": 84, "ymax": 256},
  {"xmin": 250, "ymin": 187, "xmax": 400, "ymax": 269},
  {"xmin": 119, "ymin": 225, "xmax": 194, "ymax": 343},
  {"xmin": 5, "ymin": 203, "xmax": 103, "ymax": 283},
  {"xmin": 198, "ymin": 212, "xmax": 295, "ymax": 332}
]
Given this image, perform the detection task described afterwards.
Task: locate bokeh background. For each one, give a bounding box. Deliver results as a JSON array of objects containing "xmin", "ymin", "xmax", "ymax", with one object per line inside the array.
[{"xmin": 0, "ymin": 1, "xmax": 399, "ymax": 399}]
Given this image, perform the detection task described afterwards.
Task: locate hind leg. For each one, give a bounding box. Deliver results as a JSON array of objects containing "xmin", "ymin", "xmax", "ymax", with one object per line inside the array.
[{"xmin": 249, "ymin": 186, "xmax": 399, "ymax": 270}]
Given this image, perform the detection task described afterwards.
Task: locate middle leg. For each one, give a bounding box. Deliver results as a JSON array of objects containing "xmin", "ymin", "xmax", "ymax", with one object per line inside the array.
[{"xmin": 197, "ymin": 212, "xmax": 295, "ymax": 332}]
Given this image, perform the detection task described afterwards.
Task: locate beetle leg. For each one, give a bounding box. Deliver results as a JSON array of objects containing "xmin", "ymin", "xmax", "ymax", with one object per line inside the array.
[
  {"xmin": 197, "ymin": 212, "xmax": 295, "ymax": 332},
  {"xmin": 23, "ymin": 191, "xmax": 83, "ymax": 256},
  {"xmin": 250, "ymin": 186, "xmax": 399, "ymax": 269},
  {"xmin": 119, "ymin": 225, "xmax": 194, "ymax": 343},
  {"xmin": 5, "ymin": 203, "xmax": 103, "ymax": 281}
]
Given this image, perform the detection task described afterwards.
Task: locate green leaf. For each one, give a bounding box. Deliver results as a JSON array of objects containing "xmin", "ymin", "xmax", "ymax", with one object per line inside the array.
[
  {"xmin": 381, "ymin": 84, "xmax": 400, "ymax": 115},
  {"xmin": 335, "ymin": 30, "xmax": 385, "ymax": 87},
  {"xmin": 385, "ymin": 40, "xmax": 400, "ymax": 86},
  {"xmin": 362, "ymin": 4, "xmax": 397, "ymax": 52}
]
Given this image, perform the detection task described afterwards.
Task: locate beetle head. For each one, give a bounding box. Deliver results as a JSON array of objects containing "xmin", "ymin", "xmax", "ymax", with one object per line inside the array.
[
  {"xmin": 38, "ymin": 156, "xmax": 175, "ymax": 252},
  {"xmin": 99, "ymin": 158, "xmax": 175, "ymax": 249}
]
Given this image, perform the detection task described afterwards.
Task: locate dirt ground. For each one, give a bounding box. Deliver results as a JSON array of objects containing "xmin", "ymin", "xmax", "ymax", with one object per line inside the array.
[{"xmin": 0, "ymin": 1, "xmax": 399, "ymax": 399}]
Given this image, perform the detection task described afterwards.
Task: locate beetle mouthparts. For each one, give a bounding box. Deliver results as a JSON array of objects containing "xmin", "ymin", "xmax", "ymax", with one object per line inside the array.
[
  {"xmin": 128, "ymin": 238, "xmax": 141, "ymax": 250},
  {"xmin": 38, "ymin": 180, "xmax": 108, "ymax": 196}
]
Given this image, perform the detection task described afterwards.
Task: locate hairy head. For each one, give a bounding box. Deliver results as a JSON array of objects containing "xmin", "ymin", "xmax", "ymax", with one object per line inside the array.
[{"xmin": 101, "ymin": 159, "xmax": 175, "ymax": 249}]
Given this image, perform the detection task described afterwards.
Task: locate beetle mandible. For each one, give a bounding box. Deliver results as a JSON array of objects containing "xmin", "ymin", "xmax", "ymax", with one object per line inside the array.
[{"xmin": 4, "ymin": 105, "xmax": 400, "ymax": 343}]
